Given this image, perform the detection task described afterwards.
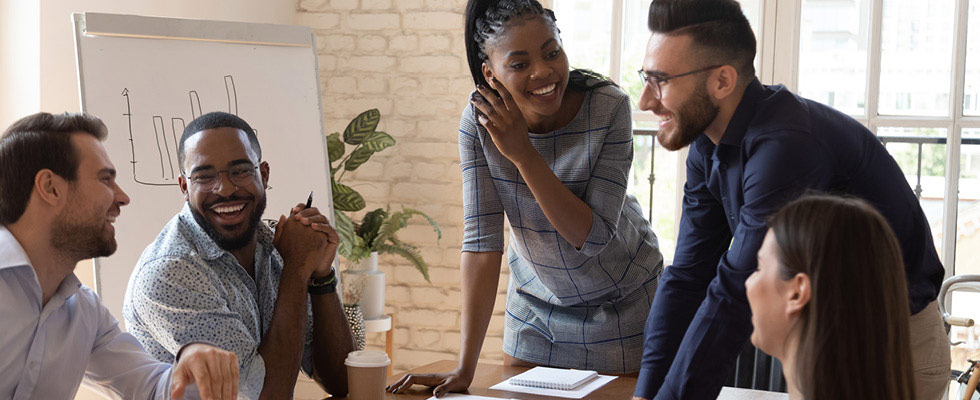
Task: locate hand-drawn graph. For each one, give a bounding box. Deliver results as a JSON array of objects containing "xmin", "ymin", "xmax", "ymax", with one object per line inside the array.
[{"xmin": 123, "ymin": 75, "xmax": 252, "ymax": 186}]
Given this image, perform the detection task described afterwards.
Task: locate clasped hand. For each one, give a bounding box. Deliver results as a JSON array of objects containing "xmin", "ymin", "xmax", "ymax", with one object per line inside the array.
[
  {"xmin": 470, "ymin": 78, "xmax": 536, "ymax": 165},
  {"xmin": 273, "ymin": 204, "xmax": 340, "ymax": 280}
]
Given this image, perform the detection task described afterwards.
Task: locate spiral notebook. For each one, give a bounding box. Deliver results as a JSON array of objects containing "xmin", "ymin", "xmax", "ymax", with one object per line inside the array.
[{"xmin": 507, "ymin": 367, "xmax": 598, "ymax": 390}]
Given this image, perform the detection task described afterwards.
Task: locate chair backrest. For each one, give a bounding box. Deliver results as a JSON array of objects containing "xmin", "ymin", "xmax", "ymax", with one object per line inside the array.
[{"xmin": 725, "ymin": 342, "xmax": 787, "ymax": 392}]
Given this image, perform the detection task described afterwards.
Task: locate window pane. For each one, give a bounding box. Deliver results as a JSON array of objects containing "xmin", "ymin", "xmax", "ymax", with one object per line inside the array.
[
  {"xmin": 950, "ymin": 129, "xmax": 980, "ymax": 384},
  {"xmin": 629, "ymin": 129, "xmax": 678, "ymax": 263},
  {"xmin": 877, "ymin": 127, "xmax": 947, "ymax": 257},
  {"xmin": 620, "ymin": 0, "xmax": 654, "ymax": 107},
  {"xmin": 798, "ymin": 0, "xmax": 869, "ymax": 116},
  {"xmin": 878, "ymin": 0, "xmax": 955, "ymax": 116},
  {"xmin": 964, "ymin": 1, "xmax": 980, "ymax": 116},
  {"xmin": 553, "ymin": 0, "xmax": 613, "ymax": 76}
]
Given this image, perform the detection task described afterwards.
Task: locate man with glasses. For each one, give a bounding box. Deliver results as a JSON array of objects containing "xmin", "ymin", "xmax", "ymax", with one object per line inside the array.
[
  {"xmin": 123, "ymin": 112, "xmax": 355, "ymax": 399},
  {"xmin": 632, "ymin": 1, "xmax": 948, "ymax": 399},
  {"xmin": 1, "ymin": 112, "xmax": 240, "ymax": 400}
]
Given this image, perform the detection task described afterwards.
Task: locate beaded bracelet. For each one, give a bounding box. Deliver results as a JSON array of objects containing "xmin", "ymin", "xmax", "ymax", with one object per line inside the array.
[{"xmin": 308, "ymin": 269, "xmax": 337, "ymax": 295}]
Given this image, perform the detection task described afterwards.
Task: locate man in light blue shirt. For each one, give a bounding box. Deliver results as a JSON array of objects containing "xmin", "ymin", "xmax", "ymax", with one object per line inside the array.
[{"xmin": 0, "ymin": 112, "xmax": 239, "ymax": 400}]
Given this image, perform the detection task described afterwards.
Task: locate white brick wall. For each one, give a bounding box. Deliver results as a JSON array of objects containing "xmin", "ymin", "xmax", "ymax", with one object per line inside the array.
[{"xmin": 295, "ymin": 0, "xmax": 512, "ymax": 397}]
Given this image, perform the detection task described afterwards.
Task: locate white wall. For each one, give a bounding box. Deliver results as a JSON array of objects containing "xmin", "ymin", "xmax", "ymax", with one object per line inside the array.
[{"xmin": 0, "ymin": 0, "xmax": 40, "ymax": 130}]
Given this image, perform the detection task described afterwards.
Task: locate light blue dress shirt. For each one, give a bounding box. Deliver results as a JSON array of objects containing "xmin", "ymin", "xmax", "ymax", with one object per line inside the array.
[{"xmin": 0, "ymin": 225, "xmax": 190, "ymax": 400}]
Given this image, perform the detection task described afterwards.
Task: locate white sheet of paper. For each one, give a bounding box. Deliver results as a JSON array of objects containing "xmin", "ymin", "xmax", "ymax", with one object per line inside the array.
[
  {"xmin": 488, "ymin": 375, "xmax": 617, "ymax": 399},
  {"xmin": 425, "ymin": 394, "xmax": 513, "ymax": 400}
]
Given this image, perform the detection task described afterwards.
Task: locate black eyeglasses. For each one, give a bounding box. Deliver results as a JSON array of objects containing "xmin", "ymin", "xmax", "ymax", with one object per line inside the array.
[
  {"xmin": 186, "ymin": 164, "xmax": 260, "ymax": 193},
  {"xmin": 637, "ymin": 65, "xmax": 723, "ymax": 100}
]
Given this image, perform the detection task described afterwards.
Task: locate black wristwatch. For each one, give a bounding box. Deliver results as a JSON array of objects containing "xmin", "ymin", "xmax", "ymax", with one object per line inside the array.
[{"xmin": 308, "ymin": 268, "xmax": 337, "ymax": 295}]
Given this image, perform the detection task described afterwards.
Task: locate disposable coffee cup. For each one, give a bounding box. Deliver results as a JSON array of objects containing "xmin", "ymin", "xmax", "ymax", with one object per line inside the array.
[{"xmin": 345, "ymin": 350, "xmax": 390, "ymax": 400}]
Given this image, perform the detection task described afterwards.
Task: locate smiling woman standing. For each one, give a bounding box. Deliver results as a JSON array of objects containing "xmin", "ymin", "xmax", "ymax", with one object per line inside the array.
[{"xmin": 388, "ymin": 0, "xmax": 664, "ymax": 396}]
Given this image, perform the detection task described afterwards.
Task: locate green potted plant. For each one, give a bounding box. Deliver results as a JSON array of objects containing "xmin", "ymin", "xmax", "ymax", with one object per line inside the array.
[{"xmin": 327, "ymin": 109, "xmax": 441, "ymax": 348}]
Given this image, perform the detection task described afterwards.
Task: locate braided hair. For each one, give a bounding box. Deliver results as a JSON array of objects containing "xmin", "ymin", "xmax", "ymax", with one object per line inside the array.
[{"xmin": 463, "ymin": 0, "xmax": 614, "ymax": 92}]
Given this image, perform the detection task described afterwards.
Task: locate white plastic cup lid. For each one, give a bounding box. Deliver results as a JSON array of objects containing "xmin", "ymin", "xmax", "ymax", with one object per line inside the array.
[{"xmin": 345, "ymin": 350, "xmax": 390, "ymax": 368}]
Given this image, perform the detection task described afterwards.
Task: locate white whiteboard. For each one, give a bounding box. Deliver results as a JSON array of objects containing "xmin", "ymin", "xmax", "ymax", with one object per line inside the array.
[{"xmin": 74, "ymin": 13, "xmax": 333, "ymax": 324}]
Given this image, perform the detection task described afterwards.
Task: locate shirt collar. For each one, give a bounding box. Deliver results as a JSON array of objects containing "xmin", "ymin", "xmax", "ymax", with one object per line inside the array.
[
  {"xmin": 176, "ymin": 203, "xmax": 275, "ymax": 261},
  {"xmin": 718, "ymin": 78, "xmax": 764, "ymax": 147},
  {"xmin": 0, "ymin": 225, "xmax": 32, "ymax": 271},
  {"xmin": 0, "ymin": 225, "xmax": 83, "ymax": 299}
]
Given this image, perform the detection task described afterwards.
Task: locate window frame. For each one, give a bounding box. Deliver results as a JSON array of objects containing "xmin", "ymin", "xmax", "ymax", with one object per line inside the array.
[
  {"xmin": 783, "ymin": 0, "xmax": 967, "ymax": 278},
  {"xmin": 552, "ymin": 0, "xmax": 967, "ymax": 276}
]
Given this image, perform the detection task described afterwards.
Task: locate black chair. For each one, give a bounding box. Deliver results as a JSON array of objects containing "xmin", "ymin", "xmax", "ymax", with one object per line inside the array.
[{"xmin": 724, "ymin": 342, "xmax": 787, "ymax": 393}]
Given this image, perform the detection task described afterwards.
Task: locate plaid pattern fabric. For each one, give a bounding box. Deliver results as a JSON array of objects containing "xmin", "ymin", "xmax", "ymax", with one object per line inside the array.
[{"xmin": 459, "ymin": 85, "xmax": 663, "ymax": 373}]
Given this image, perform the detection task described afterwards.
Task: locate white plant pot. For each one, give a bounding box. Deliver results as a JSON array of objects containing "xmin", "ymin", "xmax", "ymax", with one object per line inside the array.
[{"xmin": 345, "ymin": 252, "xmax": 385, "ymax": 320}]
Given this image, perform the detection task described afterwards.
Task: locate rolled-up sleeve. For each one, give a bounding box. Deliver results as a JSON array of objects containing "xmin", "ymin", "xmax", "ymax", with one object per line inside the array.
[
  {"xmin": 575, "ymin": 96, "xmax": 634, "ymax": 257},
  {"xmin": 128, "ymin": 257, "xmax": 265, "ymax": 398}
]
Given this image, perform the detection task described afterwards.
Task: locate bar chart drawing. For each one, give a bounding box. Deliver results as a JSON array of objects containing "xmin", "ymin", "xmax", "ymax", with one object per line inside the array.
[{"xmin": 122, "ymin": 75, "xmax": 246, "ymax": 186}]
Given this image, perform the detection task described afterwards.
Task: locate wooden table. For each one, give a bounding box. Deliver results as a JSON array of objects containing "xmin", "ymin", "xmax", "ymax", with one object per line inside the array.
[{"xmin": 385, "ymin": 360, "xmax": 788, "ymax": 400}]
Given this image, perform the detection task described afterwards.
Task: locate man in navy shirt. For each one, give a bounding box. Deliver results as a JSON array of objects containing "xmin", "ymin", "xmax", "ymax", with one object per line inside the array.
[{"xmin": 632, "ymin": 1, "xmax": 948, "ymax": 399}]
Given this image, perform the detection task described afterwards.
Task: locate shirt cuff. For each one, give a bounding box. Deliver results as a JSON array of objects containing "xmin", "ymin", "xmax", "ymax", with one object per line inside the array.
[
  {"xmin": 633, "ymin": 367, "xmax": 658, "ymax": 399},
  {"xmin": 174, "ymin": 341, "xmax": 219, "ymax": 363},
  {"xmin": 574, "ymin": 212, "xmax": 611, "ymax": 257}
]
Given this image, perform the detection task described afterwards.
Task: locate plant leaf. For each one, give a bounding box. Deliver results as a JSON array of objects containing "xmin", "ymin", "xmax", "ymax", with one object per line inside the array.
[
  {"xmin": 349, "ymin": 236, "xmax": 371, "ymax": 262},
  {"xmin": 374, "ymin": 206, "xmax": 442, "ymax": 248},
  {"xmin": 360, "ymin": 131, "xmax": 396, "ymax": 152},
  {"xmin": 334, "ymin": 210, "xmax": 355, "ymax": 259},
  {"xmin": 332, "ymin": 180, "xmax": 365, "ymax": 212},
  {"xmin": 343, "ymin": 109, "xmax": 380, "ymax": 145},
  {"xmin": 344, "ymin": 146, "xmax": 374, "ymax": 171},
  {"xmin": 326, "ymin": 132, "xmax": 345, "ymax": 163},
  {"xmin": 357, "ymin": 208, "xmax": 388, "ymax": 248},
  {"xmin": 402, "ymin": 206, "xmax": 442, "ymax": 243},
  {"xmin": 375, "ymin": 242, "xmax": 430, "ymax": 282}
]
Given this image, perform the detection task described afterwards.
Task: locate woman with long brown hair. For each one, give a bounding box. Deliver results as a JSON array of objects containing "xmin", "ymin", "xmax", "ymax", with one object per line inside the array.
[{"xmin": 746, "ymin": 194, "xmax": 916, "ymax": 400}]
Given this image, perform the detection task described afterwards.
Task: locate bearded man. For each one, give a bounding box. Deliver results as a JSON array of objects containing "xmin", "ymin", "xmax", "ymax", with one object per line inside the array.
[
  {"xmin": 0, "ymin": 112, "xmax": 239, "ymax": 400},
  {"xmin": 632, "ymin": 1, "xmax": 948, "ymax": 400},
  {"xmin": 123, "ymin": 112, "xmax": 355, "ymax": 399}
]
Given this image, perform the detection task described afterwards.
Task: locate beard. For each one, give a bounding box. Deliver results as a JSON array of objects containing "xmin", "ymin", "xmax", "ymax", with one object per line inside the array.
[
  {"xmin": 50, "ymin": 206, "xmax": 117, "ymax": 260},
  {"xmin": 657, "ymin": 82, "xmax": 719, "ymax": 151},
  {"xmin": 190, "ymin": 195, "xmax": 267, "ymax": 251}
]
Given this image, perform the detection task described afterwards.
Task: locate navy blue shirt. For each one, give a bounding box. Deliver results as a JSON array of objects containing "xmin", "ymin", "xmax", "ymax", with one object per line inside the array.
[{"xmin": 634, "ymin": 79, "xmax": 945, "ymax": 399}]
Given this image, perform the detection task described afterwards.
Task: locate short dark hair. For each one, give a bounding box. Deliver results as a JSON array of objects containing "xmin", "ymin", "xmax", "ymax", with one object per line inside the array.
[
  {"xmin": 177, "ymin": 112, "xmax": 261, "ymax": 173},
  {"xmin": 0, "ymin": 112, "xmax": 108, "ymax": 225},
  {"xmin": 647, "ymin": 0, "xmax": 757, "ymax": 83}
]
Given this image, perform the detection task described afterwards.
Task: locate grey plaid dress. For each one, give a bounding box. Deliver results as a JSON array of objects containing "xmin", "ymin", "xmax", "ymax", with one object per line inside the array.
[{"xmin": 458, "ymin": 84, "xmax": 664, "ymax": 373}]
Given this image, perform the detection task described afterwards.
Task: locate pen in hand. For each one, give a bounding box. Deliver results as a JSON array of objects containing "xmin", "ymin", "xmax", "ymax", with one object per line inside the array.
[{"xmin": 305, "ymin": 190, "xmax": 313, "ymax": 209}]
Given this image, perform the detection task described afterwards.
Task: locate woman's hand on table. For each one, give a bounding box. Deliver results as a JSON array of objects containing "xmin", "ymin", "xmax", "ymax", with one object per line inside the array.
[{"xmin": 386, "ymin": 368, "xmax": 473, "ymax": 398}]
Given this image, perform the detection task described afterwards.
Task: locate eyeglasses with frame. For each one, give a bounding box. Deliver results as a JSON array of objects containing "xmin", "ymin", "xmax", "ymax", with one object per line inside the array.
[
  {"xmin": 185, "ymin": 163, "xmax": 260, "ymax": 193},
  {"xmin": 637, "ymin": 65, "xmax": 723, "ymax": 100}
]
